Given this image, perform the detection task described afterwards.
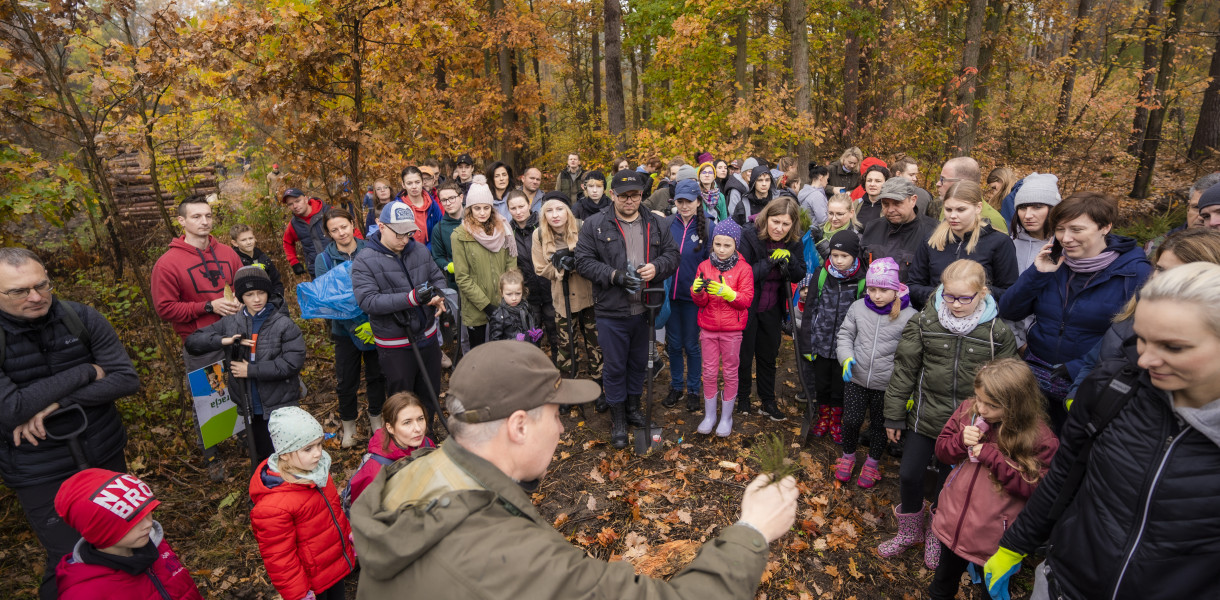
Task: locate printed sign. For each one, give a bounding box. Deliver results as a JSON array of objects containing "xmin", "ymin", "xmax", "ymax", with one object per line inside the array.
[{"xmin": 188, "ymin": 360, "xmax": 245, "ymax": 449}]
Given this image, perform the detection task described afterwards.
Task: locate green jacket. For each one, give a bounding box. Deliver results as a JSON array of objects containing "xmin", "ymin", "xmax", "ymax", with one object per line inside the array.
[
  {"xmin": 883, "ymin": 294, "xmax": 1017, "ymax": 439},
  {"xmin": 350, "ymin": 440, "xmax": 771, "ymax": 600},
  {"xmin": 430, "ymin": 213, "xmax": 464, "ymax": 289},
  {"xmin": 451, "ymin": 225, "xmax": 514, "ymax": 327}
]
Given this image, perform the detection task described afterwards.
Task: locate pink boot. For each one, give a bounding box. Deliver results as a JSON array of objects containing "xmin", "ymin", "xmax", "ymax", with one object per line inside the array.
[
  {"xmin": 812, "ymin": 405, "xmax": 831, "ymax": 437},
  {"xmin": 856, "ymin": 457, "xmax": 881, "ymax": 489},
  {"xmin": 924, "ymin": 508, "xmax": 941, "ymax": 569},
  {"xmin": 833, "ymin": 453, "xmax": 856, "ymax": 483},
  {"xmin": 877, "ymin": 505, "xmax": 924, "ymax": 557}
]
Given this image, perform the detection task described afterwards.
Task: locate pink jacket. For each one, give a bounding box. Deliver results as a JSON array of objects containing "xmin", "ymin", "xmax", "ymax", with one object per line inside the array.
[
  {"xmin": 347, "ymin": 428, "xmax": 434, "ymax": 506},
  {"xmin": 690, "ymin": 255, "xmax": 754, "ymax": 332},
  {"xmin": 931, "ymin": 401, "xmax": 1059, "ymax": 564}
]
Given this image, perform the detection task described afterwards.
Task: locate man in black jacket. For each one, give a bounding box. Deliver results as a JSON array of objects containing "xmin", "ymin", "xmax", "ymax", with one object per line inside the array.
[
  {"xmin": 575, "ymin": 171, "xmax": 679, "ymax": 448},
  {"xmin": 859, "ymin": 177, "xmax": 937, "ymax": 283},
  {"xmin": 0, "ymin": 248, "xmax": 140, "ymax": 600}
]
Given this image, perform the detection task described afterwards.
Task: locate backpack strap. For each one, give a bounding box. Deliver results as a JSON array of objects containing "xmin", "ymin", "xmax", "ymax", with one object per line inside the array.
[
  {"xmin": 1045, "ymin": 366, "xmax": 1141, "ymax": 521},
  {"xmin": 856, "ymin": 279, "xmax": 866, "ymax": 299}
]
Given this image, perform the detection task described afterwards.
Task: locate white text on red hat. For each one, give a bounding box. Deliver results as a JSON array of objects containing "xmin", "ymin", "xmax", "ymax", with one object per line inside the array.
[{"xmin": 92, "ymin": 474, "xmax": 155, "ymax": 521}]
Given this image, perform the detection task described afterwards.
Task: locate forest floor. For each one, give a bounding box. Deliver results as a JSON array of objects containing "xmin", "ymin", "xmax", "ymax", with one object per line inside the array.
[{"xmin": 0, "ymin": 328, "xmax": 1030, "ymax": 600}]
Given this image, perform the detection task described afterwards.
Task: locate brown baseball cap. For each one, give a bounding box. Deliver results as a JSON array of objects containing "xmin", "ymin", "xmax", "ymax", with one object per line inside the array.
[{"xmin": 450, "ymin": 341, "xmax": 599, "ymax": 423}]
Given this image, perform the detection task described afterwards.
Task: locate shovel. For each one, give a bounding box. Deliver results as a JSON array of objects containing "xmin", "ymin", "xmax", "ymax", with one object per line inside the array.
[
  {"xmin": 634, "ymin": 286, "xmax": 666, "ymax": 455},
  {"xmin": 43, "ymin": 403, "xmax": 90, "ymax": 471}
]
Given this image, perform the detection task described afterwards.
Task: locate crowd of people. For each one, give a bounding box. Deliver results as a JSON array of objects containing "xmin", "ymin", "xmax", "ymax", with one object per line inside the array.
[{"xmin": 2, "ymin": 148, "xmax": 1219, "ymax": 600}]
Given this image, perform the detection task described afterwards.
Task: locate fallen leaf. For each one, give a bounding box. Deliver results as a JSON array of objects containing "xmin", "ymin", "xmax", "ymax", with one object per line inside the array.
[
  {"xmin": 848, "ymin": 557, "xmax": 862, "ymax": 579},
  {"xmin": 589, "ymin": 467, "xmax": 605, "ymax": 483},
  {"xmin": 825, "ymin": 564, "xmax": 839, "ymax": 578},
  {"xmin": 707, "ymin": 469, "xmax": 722, "ymax": 480},
  {"xmin": 587, "ymin": 495, "xmax": 597, "ymax": 511},
  {"xmin": 788, "ymin": 538, "xmax": 809, "ymax": 552},
  {"xmin": 812, "ymin": 538, "xmax": 828, "ymax": 551},
  {"xmin": 554, "ymin": 513, "xmax": 569, "ymax": 527},
  {"xmin": 560, "ymin": 451, "xmax": 571, "ymax": 460},
  {"xmin": 675, "ymin": 509, "xmax": 691, "ymax": 524},
  {"xmin": 718, "ymin": 460, "xmax": 741, "ymax": 471},
  {"xmin": 596, "ymin": 526, "xmax": 619, "ymax": 546}
]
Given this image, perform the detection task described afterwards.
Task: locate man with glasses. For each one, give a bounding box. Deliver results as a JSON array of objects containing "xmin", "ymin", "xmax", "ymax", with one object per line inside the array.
[
  {"xmin": 929, "ymin": 156, "xmax": 980, "ymax": 219},
  {"xmin": 352, "ymin": 201, "xmax": 449, "ymax": 412},
  {"xmin": 574, "ymin": 170, "xmax": 679, "ymax": 449},
  {"xmin": 0, "ymin": 248, "xmax": 139, "ymax": 600},
  {"xmin": 152, "ymin": 197, "xmax": 244, "ymax": 482}
]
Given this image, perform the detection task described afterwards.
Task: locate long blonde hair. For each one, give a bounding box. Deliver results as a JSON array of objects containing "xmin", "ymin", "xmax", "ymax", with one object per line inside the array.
[
  {"xmin": 929, "ymin": 180, "xmax": 985, "ymax": 253},
  {"xmin": 538, "ymin": 199, "xmax": 580, "ymax": 250},
  {"xmin": 968, "ymin": 358, "xmax": 1050, "ymax": 485},
  {"xmin": 987, "ymin": 167, "xmax": 1017, "ymax": 209}
]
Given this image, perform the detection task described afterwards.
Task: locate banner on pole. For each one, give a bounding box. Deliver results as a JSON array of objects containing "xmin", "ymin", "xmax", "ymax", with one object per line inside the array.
[{"xmin": 188, "ymin": 361, "xmax": 245, "ymax": 449}]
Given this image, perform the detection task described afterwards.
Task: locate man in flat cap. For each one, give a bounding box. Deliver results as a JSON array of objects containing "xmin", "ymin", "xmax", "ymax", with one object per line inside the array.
[{"xmin": 349, "ymin": 340, "xmax": 798, "ymax": 599}]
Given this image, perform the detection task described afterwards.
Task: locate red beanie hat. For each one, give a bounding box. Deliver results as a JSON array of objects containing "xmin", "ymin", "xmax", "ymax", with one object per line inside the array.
[{"xmin": 54, "ymin": 469, "xmax": 160, "ymax": 548}]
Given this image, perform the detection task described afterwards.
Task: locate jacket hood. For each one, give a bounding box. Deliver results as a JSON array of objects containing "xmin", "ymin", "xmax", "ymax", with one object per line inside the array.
[
  {"xmin": 576, "ymin": 193, "xmax": 609, "ymax": 214},
  {"xmin": 364, "ymin": 230, "xmax": 418, "ymax": 257},
  {"xmin": 168, "ymin": 235, "xmax": 226, "ymax": 256},
  {"xmin": 748, "ymin": 165, "xmax": 772, "ymax": 192},
  {"xmin": 1173, "ymin": 392, "xmax": 1220, "ymax": 448},
  {"xmin": 511, "ymin": 211, "xmax": 539, "ymax": 234},
  {"xmin": 1100, "ymin": 234, "xmax": 1146, "ymax": 273},
  {"xmin": 249, "ymin": 460, "xmax": 318, "ymax": 503},
  {"xmin": 725, "ymin": 173, "xmax": 749, "ymax": 196},
  {"xmin": 61, "ymin": 521, "xmax": 166, "ymax": 588},
  {"xmin": 932, "ymin": 285, "xmax": 999, "ymax": 323},
  {"xmin": 324, "ymin": 238, "xmax": 366, "ymax": 261},
  {"xmin": 292, "ymin": 198, "xmax": 324, "ymax": 222}
]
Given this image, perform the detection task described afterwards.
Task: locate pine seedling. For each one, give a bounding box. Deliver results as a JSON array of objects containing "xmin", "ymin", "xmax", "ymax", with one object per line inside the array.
[{"xmin": 750, "ymin": 433, "xmax": 799, "ymax": 484}]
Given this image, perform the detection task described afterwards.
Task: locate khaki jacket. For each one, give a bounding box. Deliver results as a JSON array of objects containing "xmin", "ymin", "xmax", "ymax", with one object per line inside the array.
[
  {"xmin": 532, "ymin": 227, "xmax": 594, "ymax": 317},
  {"xmin": 451, "ymin": 225, "xmax": 514, "ymax": 326},
  {"xmin": 350, "ymin": 440, "xmax": 771, "ymax": 600}
]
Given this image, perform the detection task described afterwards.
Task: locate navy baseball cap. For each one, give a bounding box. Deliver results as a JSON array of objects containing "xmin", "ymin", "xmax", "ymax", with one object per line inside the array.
[{"xmin": 674, "ymin": 179, "xmax": 700, "ymax": 202}]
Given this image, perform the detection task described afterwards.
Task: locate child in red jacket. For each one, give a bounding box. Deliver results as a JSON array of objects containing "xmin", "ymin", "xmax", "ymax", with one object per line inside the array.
[
  {"xmin": 690, "ymin": 219, "xmax": 754, "ymax": 436},
  {"xmin": 53, "ymin": 469, "xmax": 203, "ymax": 600},
  {"xmin": 344, "ymin": 391, "xmax": 436, "ymax": 509},
  {"xmin": 250, "ymin": 407, "xmax": 354, "ymax": 600},
  {"xmin": 929, "ymin": 358, "xmax": 1058, "ymax": 600}
]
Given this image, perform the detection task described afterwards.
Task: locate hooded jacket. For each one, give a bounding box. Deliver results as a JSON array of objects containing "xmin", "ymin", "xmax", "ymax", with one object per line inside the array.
[
  {"xmin": 450, "ymin": 224, "xmax": 514, "ymax": 327},
  {"xmin": 351, "ymin": 232, "xmax": 448, "ymax": 349},
  {"xmin": 884, "ymin": 294, "xmax": 1019, "ymax": 439},
  {"xmin": 55, "ymin": 521, "xmax": 204, "ymax": 600},
  {"xmin": 532, "ymin": 227, "xmax": 595, "ymax": 318},
  {"xmin": 997, "ymin": 234, "xmax": 1150, "ymax": 379},
  {"xmin": 0, "ymin": 300, "xmax": 139, "ymax": 488},
  {"xmin": 907, "ymin": 224, "xmax": 1020, "ymax": 309},
  {"xmin": 430, "ymin": 212, "xmax": 464, "ymax": 289},
  {"xmin": 574, "ymin": 206, "xmax": 680, "ymax": 319},
  {"xmin": 349, "ymin": 439, "xmax": 771, "ymax": 600},
  {"xmin": 249, "ymin": 459, "xmax": 354, "ymax": 600},
  {"xmin": 346, "ymin": 427, "xmax": 434, "ymax": 508},
  {"xmin": 664, "ymin": 213, "xmax": 714, "ymax": 303},
  {"xmin": 723, "ymin": 173, "xmax": 750, "ymax": 224},
  {"xmin": 835, "ymin": 296, "xmax": 918, "ymax": 391},
  {"xmin": 184, "ymin": 304, "xmax": 305, "ymax": 415},
  {"xmin": 151, "ymin": 236, "xmax": 244, "ymax": 339},
  {"xmin": 396, "ymin": 192, "xmax": 443, "ymax": 248},
  {"xmin": 690, "ymin": 254, "xmax": 754, "ymax": 332},
  {"xmin": 282, "ymin": 198, "xmax": 328, "ymax": 276},
  {"xmin": 797, "ymin": 262, "xmax": 865, "ymax": 359},
  {"xmin": 1011, "ymin": 228, "xmax": 1050, "ymax": 275},
  {"xmin": 731, "ymin": 165, "xmax": 776, "ymax": 226},
  {"xmin": 858, "ymin": 214, "xmax": 938, "ymax": 284},
  {"xmin": 999, "ymin": 353, "xmax": 1220, "ymax": 600},
  {"xmin": 932, "ymin": 401, "xmax": 1058, "ymax": 565}
]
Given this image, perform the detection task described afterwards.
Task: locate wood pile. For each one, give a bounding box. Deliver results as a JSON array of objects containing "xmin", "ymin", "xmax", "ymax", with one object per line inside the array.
[{"xmin": 108, "ymin": 144, "xmax": 218, "ymax": 225}]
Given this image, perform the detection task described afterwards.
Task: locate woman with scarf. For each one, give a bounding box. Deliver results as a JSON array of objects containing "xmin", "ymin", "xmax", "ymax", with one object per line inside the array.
[
  {"xmin": 697, "ymin": 161, "xmax": 728, "ymax": 223},
  {"xmin": 452, "ymin": 175, "xmax": 516, "ymax": 347}
]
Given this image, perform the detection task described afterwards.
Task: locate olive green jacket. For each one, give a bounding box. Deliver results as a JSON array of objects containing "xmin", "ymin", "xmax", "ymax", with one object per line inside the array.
[
  {"xmin": 350, "ymin": 440, "xmax": 772, "ymax": 600},
  {"xmin": 451, "ymin": 225, "xmax": 514, "ymax": 327}
]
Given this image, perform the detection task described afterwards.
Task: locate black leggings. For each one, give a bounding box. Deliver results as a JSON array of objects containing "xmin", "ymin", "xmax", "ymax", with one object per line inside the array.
[
  {"xmin": 812, "ymin": 355, "xmax": 844, "ymax": 409},
  {"xmin": 842, "ymin": 381, "xmax": 885, "ymax": 459},
  {"xmin": 739, "ymin": 304, "xmax": 784, "ymax": 404},
  {"xmin": 315, "ymin": 580, "xmax": 346, "ymax": 600},
  {"xmin": 899, "ymin": 431, "xmax": 952, "ymax": 513},
  {"xmin": 929, "ymin": 540, "xmax": 976, "ymax": 600}
]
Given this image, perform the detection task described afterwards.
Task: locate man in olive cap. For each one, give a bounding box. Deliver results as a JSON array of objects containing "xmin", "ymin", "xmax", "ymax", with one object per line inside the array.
[{"xmin": 350, "ymin": 340, "xmax": 798, "ymax": 599}]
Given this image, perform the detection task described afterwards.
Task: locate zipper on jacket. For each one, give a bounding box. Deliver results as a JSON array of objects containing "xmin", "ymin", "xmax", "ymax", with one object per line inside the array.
[
  {"xmin": 147, "ymin": 568, "xmax": 173, "ymax": 600},
  {"xmin": 317, "ymin": 487, "xmax": 355, "ymax": 571},
  {"xmin": 866, "ymin": 310, "xmax": 881, "ymax": 389},
  {"xmin": 1109, "ymin": 428, "xmax": 1188, "ymax": 600},
  {"xmin": 950, "ymin": 463, "xmax": 983, "ymax": 550},
  {"xmin": 672, "ymin": 218, "xmax": 691, "ymax": 300}
]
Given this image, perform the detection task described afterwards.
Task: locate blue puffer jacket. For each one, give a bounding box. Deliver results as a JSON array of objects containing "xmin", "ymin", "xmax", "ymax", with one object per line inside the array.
[
  {"xmin": 997, "ymin": 234, "xmax": 1150, "ymax": 380},
  {"xmin": 663, "ymin": 214, "xmax": 713, "ymax": 302}
]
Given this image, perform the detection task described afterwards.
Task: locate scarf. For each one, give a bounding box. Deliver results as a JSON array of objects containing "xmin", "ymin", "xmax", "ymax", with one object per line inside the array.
[
  {"xmin": 78, "ymin": 536, "xmax": 159, "ymax": 575},
  {"xmin": 822, "ymin": 220, "xmax": 850, "ymax": 238},
  {"xmin": 465, "ymin": 214, "xmax": 517, "ymax": 257},
  {"xmin": 937, "ymin": 296, "xmax": 986, "ymax": 336},
  {"xmin": 701, "ymin": 187, "xmax": 720, "ymax": 210},
  {"xmin": 269, "ymin": 450, "xmax": 333, "ymax": 489},
  {"xmin": 827, "ymin": 258, "xmax": 861, "ymax": 280},
  {"xmin": 710, "ymin": 252, "xmax": 739, "ymax": 272},
  {"xmin": 865, "ymin": 293, "xmax": 910, "ymax": 315},
  {"xmin": 1065, "ymin": 250, "xmax": 1118, "ymax": 273}
]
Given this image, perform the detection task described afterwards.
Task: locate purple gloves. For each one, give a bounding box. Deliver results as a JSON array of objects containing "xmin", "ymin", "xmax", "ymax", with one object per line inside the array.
[{"xmin": 528, "ymin": 328, "xmax": 544, "ymax": 343}]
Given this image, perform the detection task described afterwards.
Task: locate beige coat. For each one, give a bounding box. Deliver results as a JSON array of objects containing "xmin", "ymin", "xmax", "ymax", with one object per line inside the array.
[{"xmin": 532, "ymin": 226, "xmax": 594, "ymax": 317}]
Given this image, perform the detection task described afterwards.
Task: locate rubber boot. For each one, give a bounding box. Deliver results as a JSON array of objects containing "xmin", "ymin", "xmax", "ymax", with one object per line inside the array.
[
  {"xmin": 594, "ymin": 378, "xmax": 609, "ymax": 413},
  {"xmin": 812, "ymin": 405, "xmax": 831, "ymax": 437},
  {"xmin": 715, "ymin": 399, "xmax": 735, "ymax": 437},
  {"xmin": 924, "ymin": 509, "xmax": 941, "ymax": 569},
  {"xmin": 625, "ymin": 394, "xmax": 648, "ymax": 428},
  {"xmin": 609, "ymin": 402, "xmax": 628, "ymax": 449},
  {"xmin": 341, "ymin": 420, "xmax": 358, "ymax": 449},
  {"xmin": 369, "ymin": 414, "xmax": 384, "ymax": 432},
  {"xmin": 877, "ymin": 505, "xmax": 925, "ymax": 557},
  {"xmin": 697, "ymin": 396, "xmax": 718, "ymax": 435},
  {"xmin": 830, "ymin": 407, "xmax": 844, "ymax": 444}
]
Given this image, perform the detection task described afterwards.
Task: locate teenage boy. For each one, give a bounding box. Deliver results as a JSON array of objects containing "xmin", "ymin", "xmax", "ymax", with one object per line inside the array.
[
  {"xmin": 572, "ymin": 171, "xmax": 609, "ymax": 220},
  {"xmin": 229, "ymin": 224, "xmax": 286, "ymax": 306}
]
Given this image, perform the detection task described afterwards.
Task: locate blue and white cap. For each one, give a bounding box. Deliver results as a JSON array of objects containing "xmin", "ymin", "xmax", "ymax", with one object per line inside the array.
[{"xmin": 379, "ymin": 200, "xmax": 419, "ymax": 235}]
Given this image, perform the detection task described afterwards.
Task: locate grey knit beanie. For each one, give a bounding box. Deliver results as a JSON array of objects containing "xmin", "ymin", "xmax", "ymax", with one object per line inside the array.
[
  {"xmin": 268, "ymin": 406, "xmax": 324, "ymax": 456},
  {"xmin": 1013, "ymin": 173, "xmax": 1061, "ymax": 209}
]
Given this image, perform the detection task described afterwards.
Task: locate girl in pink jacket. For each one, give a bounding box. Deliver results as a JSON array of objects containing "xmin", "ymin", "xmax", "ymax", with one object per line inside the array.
[{"xmin": 690, "ymin": 219, "xmax": 754, "ymax": 436}]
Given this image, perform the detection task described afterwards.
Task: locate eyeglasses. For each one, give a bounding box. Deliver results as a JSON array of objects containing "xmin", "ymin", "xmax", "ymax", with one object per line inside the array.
[
  {"xmin": 937, "ymin": 176, "xmax": 963, "ymax": 186},
  {"xmin": 2, "ymin": 280, "xmax": 53, "ymax": 300},
  {"xmin": 941, "ymin": 292, "xmax": 977, "ymax": 305}
]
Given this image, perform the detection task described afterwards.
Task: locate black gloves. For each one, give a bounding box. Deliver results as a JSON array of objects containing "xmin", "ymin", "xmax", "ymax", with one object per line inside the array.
[
  {"xmin": 483, "ymin": 304, "xmax": 498, "ymax": 319},
  {"xmin": 551, "ymin": 249, "xmax": 576, "ymax": 272},
  {"xmin": 292, "ymin": 263, "xmax": 306, "ymax": 276},
  {"xmin": 612, "ymin": 269, "xmax": 643, "ymax": 295},
  {"xmin": 408, "ymin": 282, "xmax": 436, "ymax": 306}
]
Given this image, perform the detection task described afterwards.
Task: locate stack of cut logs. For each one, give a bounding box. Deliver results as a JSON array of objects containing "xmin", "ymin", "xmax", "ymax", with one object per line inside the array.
[{"xmin": 108, "ymin": 144, "xmax": 218, "ymax": 225}]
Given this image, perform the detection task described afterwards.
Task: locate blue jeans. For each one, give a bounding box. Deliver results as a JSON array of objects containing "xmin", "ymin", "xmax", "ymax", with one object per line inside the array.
[
  {"xmin": 596, "ymin": 313, "xmax": 650, "ymax": 406},
  {"xmin": 665, "ymin": 299, "xmax": 701, "ymax": 393}
]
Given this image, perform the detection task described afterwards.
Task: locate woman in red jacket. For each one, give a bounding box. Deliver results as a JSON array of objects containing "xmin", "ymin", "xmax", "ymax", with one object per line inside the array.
[
  {"xmin": 690, "ymin": 219, "xmax": 755, "ymax": 437},
  {"xmin": 345, "ymin": 391, "xmax": 436, "ymax": 508},
  {"xmin": 930, "ymin": 358, "xmax": 1058, "ymax": 600},
  {"xmin": 54, "ymin": 469, "xmax": 203, "ymax": 600},
  {"xmin": 250, "ymin": 407, "xmax": 354, "ymax": 600}
]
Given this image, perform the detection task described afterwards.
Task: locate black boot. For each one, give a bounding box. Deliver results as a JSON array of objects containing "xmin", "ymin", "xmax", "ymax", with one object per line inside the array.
[
  {"xmin": 626, "ymin": 394, "xmax": 647, "ymax": 428},
  {"xmin": 662, "ymin": 388, "xmax": 682, "ymax": 408},
  {"xmin": 684, "ymin": 392, "xmax": 700, "ymax": 413},
  {"xmin": 594, "ymin": 378, "xmax": 608, "ymax": 413},
  {"xmin": 609, "ymin": 402, "xmax": 628, "ymax": 449}
]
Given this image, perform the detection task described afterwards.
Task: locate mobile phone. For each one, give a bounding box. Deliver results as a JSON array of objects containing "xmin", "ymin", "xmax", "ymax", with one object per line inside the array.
[{"xmin": 1049, "ymin": 239, "xmax": 1063, "ymax": 262}]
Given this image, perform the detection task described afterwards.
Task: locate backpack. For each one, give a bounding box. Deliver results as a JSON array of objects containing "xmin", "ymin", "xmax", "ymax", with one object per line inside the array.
[
  {"xmin": 0, "ymin": 301, "xmax": 90, "ymax": 365},
  {"xmin": 340, "ymin": 452, "xmax": 396, "ymax": 515}
]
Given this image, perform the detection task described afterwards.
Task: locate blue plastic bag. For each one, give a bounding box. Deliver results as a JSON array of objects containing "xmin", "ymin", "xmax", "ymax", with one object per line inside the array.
[{"xmin": 296, "ymin": 261, "xmax": 363, "ymax": 320}]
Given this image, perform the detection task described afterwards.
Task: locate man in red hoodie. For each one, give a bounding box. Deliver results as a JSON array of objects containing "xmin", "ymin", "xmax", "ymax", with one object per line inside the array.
[
  {"xmin": 151, "ymin": 197, "xmax": 242, "ymax": 481},
  {"xmin": 281, "ymin": 188, "xmax": 329, "ymax": 278}
]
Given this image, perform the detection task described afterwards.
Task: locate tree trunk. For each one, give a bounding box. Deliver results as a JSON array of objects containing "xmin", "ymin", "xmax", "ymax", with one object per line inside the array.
[
  {"xmin": 1128, "ymin": 0, "xmax": 1165, "ymax": 155},
  {"xmin": 734, "ymin": 10, "xmax": 749, "ymax": 101},
  {"xmin": 348, "ymin": 15, "xmax": 365, "ymax": 227},
  {"xmin": 842, "ymin": 0, "xmax": 863, "ymax": 141},
  {"xmin": 1131, "ymin": 0, "xmax": 1185, "ymax": 199},
  {"xmin": 592, "ymin": 14, "xmax": 602, "ymax": 118},
  {"xmin": 1054, "ymin": 0, "xmax": 1093, "ymax": 135},
  {"xmin": 493, "ymin": 0, "xmax": 519, "ymax": 167},
  {"xmin": 788, "ymin": 0, "xmax": 812, "ymax": 181},
  {"xmin": 639, "ymin": 40, "xmax": 651, "ymax": 122},
  {"xmin": 1188, "ymin": 32, "xmax": 1220, "ymax": 160},
  {"xmin": 603, "ymin": 0, "xmax": 626, "ymax": 150},
  {"xmin": 753, "ymin": 13, "xmax": 769, "ymax": 92},
  {"xmin": 630, "ymin": 45, "xmax": 641, "ymax": 129},
  {"xmin": 953, "ymin": 0, "xmax": 988, "ymax": 155},
  {"xmin": 870, "ymin": 0, "xmax": 895, "ymax": 122},
  {"xmin": 973, "ymin": 0, "xmax": 1005, "ymax": 140}
]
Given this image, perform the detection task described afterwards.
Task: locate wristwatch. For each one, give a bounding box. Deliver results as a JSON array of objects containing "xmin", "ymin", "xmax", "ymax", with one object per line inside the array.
[{"xmin": 204, "ymin": 301, "xmax": 214, "ymax": 314}]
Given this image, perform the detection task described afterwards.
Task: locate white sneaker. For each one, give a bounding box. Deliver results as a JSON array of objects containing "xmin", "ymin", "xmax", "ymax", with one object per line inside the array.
[{"xmin": 441, "ymin": 352, "xmax": 453, "ymax": 369}]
